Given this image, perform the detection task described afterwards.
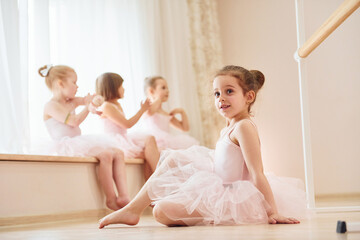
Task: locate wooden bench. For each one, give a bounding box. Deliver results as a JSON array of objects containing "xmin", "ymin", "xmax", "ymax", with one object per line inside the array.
[
  {"xmin": 0, "ymin": 153, "xmax": 144, "ymax": 164},
  {"xmin": 0, "ymin": 154, "xmax": 146, "ymax": 226}
]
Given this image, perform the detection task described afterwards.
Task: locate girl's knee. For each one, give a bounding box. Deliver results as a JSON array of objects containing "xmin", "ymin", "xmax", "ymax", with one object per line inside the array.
[
  {"xmin": 146, "ymin": 136, "xmax": 156, "ymax": 145},
  {"xmin": 153, "ymin": 203, "xmax": 170, "ymax": 225},
  {"xmin": 112, "ymin": 148, "xmax": 124, "ymax": 160},
  {"xmin": 153, "ymin": 202, "xmax": 186, "ymax": 226},
  {"xmin": 96, "ymin": 150, "xmax": 113, "ymax": 164}
]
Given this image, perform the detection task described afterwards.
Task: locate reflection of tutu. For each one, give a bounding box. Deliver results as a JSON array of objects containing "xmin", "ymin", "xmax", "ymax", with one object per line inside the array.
[
  {"xmin": 108, "ymin": 132, "xmax": 148, "ymax": 158},
  {"xmin": 151, "ymin": 130, "xmax": 199, "ymax": 150},
  {"xmin": 42, "ymin": 134, "xmax": 120, "ymax": 157},
  {"xmin": 102, "ymin": 118, "xmax": 150, "ymax": 158},
  {"xmin": 31, "ymin": 118, "xmax": 120, "ymax": 157},
  {"xmin": 148, "ymin": 145, "xmax": 309, "ymax": 226},
  {"xmin": 142, "ymin": 113, "xmax": 199, "ymax": 150}
]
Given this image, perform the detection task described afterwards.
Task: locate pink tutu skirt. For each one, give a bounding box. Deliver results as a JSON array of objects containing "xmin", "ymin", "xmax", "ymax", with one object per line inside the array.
[
  {"xmin": 109, "ymin": 132, "xmax": 149, "ymax": 158},
  {"xmin": 147, "ymin": 146, "xmax": 309, "ymax": 226},
  {"xmin": 141, "ymin": 113, "xmax": 199, "ymax": 150},
  {"xmin": 151, "ymin": 129, "xmax": 199, "ymax": 151},
  {"xmin": 32, "ymin": 134, "xmax": 121, "ymax": 157}
]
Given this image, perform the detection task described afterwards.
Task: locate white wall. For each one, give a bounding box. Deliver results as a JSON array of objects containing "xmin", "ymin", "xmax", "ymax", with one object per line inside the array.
[
  {"xmin": 0, "ymin": 161, "xmax": 144, "ymax": 218},
  {"xmin": 303, "ymin": 0, "xmax": 360, "ymax": 195},
  {"xmin": 217, "ymin": 0, "xmax": 360, "ymax": 195}
]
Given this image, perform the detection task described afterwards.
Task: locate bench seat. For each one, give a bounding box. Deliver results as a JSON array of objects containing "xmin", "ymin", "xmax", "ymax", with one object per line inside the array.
[{"xmin": 0, "ymin": 153, "xmax": 146, "ymax": 226}]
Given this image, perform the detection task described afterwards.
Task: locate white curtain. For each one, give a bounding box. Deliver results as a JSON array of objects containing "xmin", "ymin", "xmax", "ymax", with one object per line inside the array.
[
  {"xmin": 135, "ymin": 0, "xmax": 203, "ymax": 142},
  {"xmin": 26, "ymin": 0, "xmax": 203, "ymax": 149},
  {"xmin": 0, "ymin": 0, "xmax": 29, "ymax": 153}
]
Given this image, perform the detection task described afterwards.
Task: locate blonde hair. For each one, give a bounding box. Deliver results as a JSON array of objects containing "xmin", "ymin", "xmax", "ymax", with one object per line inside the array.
[
  {"xmin": 144, "ymin": 76, "xmax": 164, "ymax": 95},
  {"xmin": 38, "ymin": 65, "xmax": 75, "ymax": 90},
  {"xmin": 96, "ymin": 72, "xmax": 124, "ymax": 101},
  {"xmin": 215, "ymin": 65, "xmax": 265, "ymax": 112}
]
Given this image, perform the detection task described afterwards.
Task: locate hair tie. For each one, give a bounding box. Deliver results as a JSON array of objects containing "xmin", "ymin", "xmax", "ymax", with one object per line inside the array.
[{"xmin": 40, "ymin": 64, "xmax": 53, "ymax": 77}]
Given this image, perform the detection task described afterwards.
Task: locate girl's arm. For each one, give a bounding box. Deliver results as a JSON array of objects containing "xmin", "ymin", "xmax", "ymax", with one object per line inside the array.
[
  {"xmin": 72, "ymin": 93, "xmax": 94, "ymax": 107},
  {"xmin": 169, "ymin": 108, "xmax": 190, "ymax": 131},
  {"xmin": 232, "ymin": 120, "xmax": 299, "ymax": 224},
  {"xmin": 102, "ymin": 100, "xmax": 150, "ymax": 129},
  {"xmin": 44, "ymin": 100, "xmax": 89, "ymax": 127},
  {"xmin": 148, "ymin": 97, "xmax": 162, "ymax": 115}
]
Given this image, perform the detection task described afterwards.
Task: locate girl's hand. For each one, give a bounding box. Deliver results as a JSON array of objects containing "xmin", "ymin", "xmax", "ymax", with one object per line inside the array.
[
  {"xmin": 84, "ymin": 93, "xmax": 94, "ymax": 106},
  {"xmin": 92, "ymin": 95, "xmax": 104, "ymax": 107},
  {"xmin": 88, "ymin": 103, "xmax": 102, "ymax": 116},
  {"xmin": 140, "ymin": 98, "xmax": 151, "ymax": 111},
  {"xmin": 169, "ymin": 108, "xmax": 184, "ymax": 116},
  {"xmin": 268, "ymin": 213, "xmax": 300, "ymax": 224}
]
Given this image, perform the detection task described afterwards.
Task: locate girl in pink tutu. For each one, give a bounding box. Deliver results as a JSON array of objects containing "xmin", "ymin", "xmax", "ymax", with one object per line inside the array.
[
  {"xmin": 99, "ymin": 65, "xmax": 307, "ymax": 228},
  {"xmin": 142, "ymin": 76, "xmax": 199, "ymax": 150},
  {"xmin": 95, "ymin": 73, "xmax": 160, "ymax": 180},
  {"xmin": 39, "ymin": 65, "xmax": 130, "ymax": 210}
]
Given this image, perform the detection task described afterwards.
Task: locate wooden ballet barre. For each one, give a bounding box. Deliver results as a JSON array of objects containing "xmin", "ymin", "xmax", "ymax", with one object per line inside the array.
[{"xmin": 298, "ymin": 0, "xmax": 360, "ymax": 58}]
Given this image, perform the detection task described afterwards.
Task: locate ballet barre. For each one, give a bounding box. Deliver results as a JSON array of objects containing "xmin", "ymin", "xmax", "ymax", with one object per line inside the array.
[
  {"xmin": 294, "ymin": 0, "xmax": 360, "ymax": 210},
  {"xmin": 297, "ymin": 0, "xmax": 360, "ymax": 58}
]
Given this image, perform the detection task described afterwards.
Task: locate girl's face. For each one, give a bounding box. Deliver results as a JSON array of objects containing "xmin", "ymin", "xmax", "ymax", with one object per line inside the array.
[
  {"xmin": 151, "ymin": 78, "xmax": 169, "ymax": 102},
  {"xmin": 61, "ymin": 72, "xmax": 78, "ymax": 99},
  {"xmin": 213, "ymin": 75, "xmax": 250, "ymax": 120},
  {"xmin": 118, "ymin": 84, "xmax": 125, "ymax": 99}
]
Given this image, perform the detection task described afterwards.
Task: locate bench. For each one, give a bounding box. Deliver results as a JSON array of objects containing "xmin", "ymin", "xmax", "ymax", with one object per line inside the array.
[{"xmin": 0, "ymin": 154, "xmax": 146, "ymax": 226}]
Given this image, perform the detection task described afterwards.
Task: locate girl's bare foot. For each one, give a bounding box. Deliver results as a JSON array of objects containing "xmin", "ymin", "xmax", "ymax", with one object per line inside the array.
[
  {"xmin": 116, "ymin": 196, "xmax": 131, "ymax": 209},
  {"xmin": 106, "ymin": 198, "xmax": 120, "ymax": 211},
  {"xmin": 99, "ymin": 207, "xmax": 140, "ymax": 229}
]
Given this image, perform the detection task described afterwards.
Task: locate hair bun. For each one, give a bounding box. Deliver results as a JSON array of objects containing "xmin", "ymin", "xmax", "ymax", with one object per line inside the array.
[{"xmin": 250, "ymin": 70, "xmax": 265, "ymax": 90}]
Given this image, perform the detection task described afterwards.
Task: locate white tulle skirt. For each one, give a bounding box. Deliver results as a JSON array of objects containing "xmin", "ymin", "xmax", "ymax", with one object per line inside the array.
[
  {"xmin": 31, "ymin": 134, "xmax": 122, "ymax": 157},
  {"xmin": 147, "ymin": 146, "xmax": 309, "ymax": 226},
  {"xmin": 31, "ymin": 131, "xmax": 152, "ymax": 159},
  {"xmin": 109, "ymin": 132, "xmax": 148, "ymax": 158},
  {"xmin": 146, "ymin": 129, "xmax": 199, "ymax": 151}
]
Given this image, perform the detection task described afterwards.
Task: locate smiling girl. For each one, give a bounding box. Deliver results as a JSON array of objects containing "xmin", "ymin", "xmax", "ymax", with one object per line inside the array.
[{"xmin": 98, "ymin": 65, "xmax": 308, "ymax": 228}]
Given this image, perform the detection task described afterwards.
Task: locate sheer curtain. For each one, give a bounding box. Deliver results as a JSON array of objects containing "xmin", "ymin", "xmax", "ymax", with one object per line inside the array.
[
  {"xmin": 28, "ymin": 0, "xmax": 150, "ymax": 144},
  {"xmin": 0, "ymin": 0, "xmax": 29, "ymax": 153},
  {"xmin": 28, "ymin": 0, "xmax": 203, "ymax": 148},
  {"xmin": 135, "ymin": 0, "xmax": 203, "ymax": 142}
]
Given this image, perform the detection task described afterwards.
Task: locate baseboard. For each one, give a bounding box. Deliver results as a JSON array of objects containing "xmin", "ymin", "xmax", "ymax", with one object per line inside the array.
[
  {"xmin": 0, "ymin": 207, "xmax": 153, "ymax": 227},
  {"xmin": 0, "ymin": 209, "xmax": 108, "ymax": 227},
  {"xmin": 315, "ymin": 193, "xmax": 360, "ymax": 200},
  {"xmin": 315, "ymin": 192, "xmax": 360, "ymax": 211}
]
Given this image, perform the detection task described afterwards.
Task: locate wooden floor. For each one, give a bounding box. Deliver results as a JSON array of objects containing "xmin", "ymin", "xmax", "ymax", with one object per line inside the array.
[{"xmin": 0, "ymin": 211, "xmax": 359, "ymax": 240}]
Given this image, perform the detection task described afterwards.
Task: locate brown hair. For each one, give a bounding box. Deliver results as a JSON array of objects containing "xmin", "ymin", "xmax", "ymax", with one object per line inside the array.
[
  {"xmin": 38, "ymin": 65, "xmax": 75, "ymax": 90},
  {"xmin": 144, "ymin": 76, "xmax": 164, "ymax": 95},
  {"xmin": 96, "ymin": 72, "xmax": 124, "ymax": 101},
  {"xmin": 215, "ymin": 65, "xmax": 265, "ymax": 112}
]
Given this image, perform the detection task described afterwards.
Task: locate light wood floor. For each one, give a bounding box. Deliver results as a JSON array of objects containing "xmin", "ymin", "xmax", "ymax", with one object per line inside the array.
[{"xmin": 0, "ymin": 211, "xmax": 359, "ymax": 240}]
